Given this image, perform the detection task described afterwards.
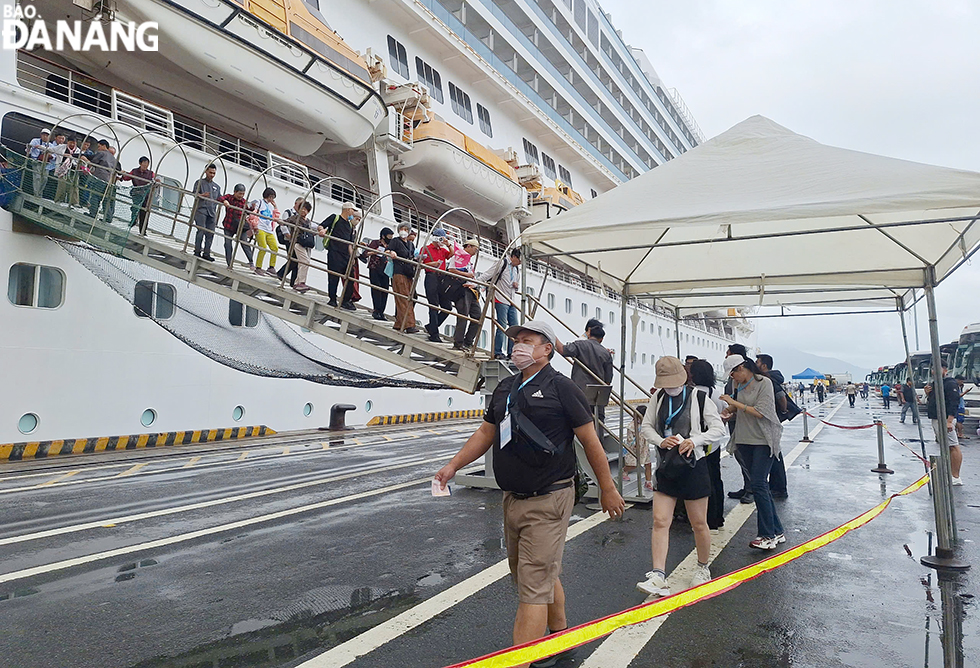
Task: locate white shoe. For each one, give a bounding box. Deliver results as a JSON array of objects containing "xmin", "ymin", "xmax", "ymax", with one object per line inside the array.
[
  {"xmin": 749, "ymin": 536, "xmax": 779, "ymax": 550},
  {"xmin": 774, "ymin": 533, "xmax": 787, "ymax": 544},
  {"xmin": 636, "ymin": 571, "xmax": 670, "ymax": 597},
  {"xmin": 951, "ymin": 477, "xmax": 964, "ymax": 486},
  {"xmin": 689, "ymin": 564, "xmax": 711, "ymax": 589}
]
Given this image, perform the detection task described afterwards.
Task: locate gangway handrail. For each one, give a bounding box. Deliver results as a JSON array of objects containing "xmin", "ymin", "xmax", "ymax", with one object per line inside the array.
[{"xmin": 1, "ymin": 154, "xmax": 492, "ymax": 391}]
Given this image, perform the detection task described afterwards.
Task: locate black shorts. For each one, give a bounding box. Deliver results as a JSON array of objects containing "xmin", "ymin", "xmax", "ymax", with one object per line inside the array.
[{"xmin": 656, "ymin": 456, "xmax": 711, "ymax": 500}]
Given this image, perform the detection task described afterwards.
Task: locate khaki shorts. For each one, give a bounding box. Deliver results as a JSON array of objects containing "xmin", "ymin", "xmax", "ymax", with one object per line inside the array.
[
  {"xmin": 502, "ymin": 483, "xmax": 574, "ymax": 605},
  {"xmin": 933, "ymin": 419, "xmax": 960, "ymax": 447}
]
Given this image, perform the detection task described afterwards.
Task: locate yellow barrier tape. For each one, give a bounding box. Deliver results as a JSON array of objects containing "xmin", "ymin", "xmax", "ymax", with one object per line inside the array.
[{"xmin": 447, "ymin": 472, "xmax": 931, "ymax": 668}]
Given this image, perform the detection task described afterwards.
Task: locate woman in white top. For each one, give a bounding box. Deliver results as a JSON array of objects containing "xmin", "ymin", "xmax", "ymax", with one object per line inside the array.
[
  {"xmin": 252, "ymin": 187, "xmax": 279, "ymax": 275},
  {"xmin": 636, "ymin": 356, "xmax": 727, "ymax": 598}
]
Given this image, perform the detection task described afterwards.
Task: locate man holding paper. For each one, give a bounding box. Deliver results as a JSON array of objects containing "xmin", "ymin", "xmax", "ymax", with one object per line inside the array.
[{"xmin": 434, "ymin": 320, "xmax": 624, "ymax": 667}]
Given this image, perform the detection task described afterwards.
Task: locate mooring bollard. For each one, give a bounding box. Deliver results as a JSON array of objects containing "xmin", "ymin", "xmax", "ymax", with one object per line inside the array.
[
  {"xmin": 326, "ymin": 403, "xmax": 356, "ymax": 431},
  {"xmin": 871, "ymin": 420, "xmax": 894, "ymax": 474}
]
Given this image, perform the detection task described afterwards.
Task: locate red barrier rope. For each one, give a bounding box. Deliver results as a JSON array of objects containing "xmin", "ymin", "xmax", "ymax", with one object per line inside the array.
[
  {"xmin": 802, "ymin": 411, "xmax": 876, "ymax": 430},
  {"xmin": 883, "ymin": 426, "xmax": 930, "ymax": 465}
]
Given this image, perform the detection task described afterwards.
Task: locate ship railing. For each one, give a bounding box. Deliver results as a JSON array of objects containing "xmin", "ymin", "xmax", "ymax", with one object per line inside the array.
[{"xmin": 14, "ymin": 51, "xmax": 381, "ymax": 209}]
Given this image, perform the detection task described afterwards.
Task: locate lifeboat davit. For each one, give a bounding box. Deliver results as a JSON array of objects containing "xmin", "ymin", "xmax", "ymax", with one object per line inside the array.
[
  {"xmin": 525, "ymin": 180, "xmax": 586, "ymax": 225},
  {"xmin": 106, "ymin": 0, "xmax": 386, "ymax": 155},
  {"xmin": 392, "ymin": 117, "xmax": 526, "ymax": 223}
]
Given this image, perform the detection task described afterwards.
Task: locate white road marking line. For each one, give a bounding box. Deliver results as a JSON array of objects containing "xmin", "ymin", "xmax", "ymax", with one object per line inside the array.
[
  {"xmin": 0, "ymin": 433, "xmax": 438, "ymax": 494},
  {"xmin": 579, "ymin": 397, "xmax": 846, "ymax": 667},
  {"xmin": 0, "ymin": 475, "xmax": 448, "ymax": 586},
  {"xmin": 0, "ymin": 452, "xmax": 458, "ymax": 549},
  {"xmin": 296, "ymin": 510, "xmax": 613, "ymax": 668}
]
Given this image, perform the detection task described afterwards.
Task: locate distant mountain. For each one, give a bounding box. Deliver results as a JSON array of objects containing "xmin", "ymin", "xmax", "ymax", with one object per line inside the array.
[{"xmin": 755, "ymin": 343, "xmax": 872, "ymax": 382}]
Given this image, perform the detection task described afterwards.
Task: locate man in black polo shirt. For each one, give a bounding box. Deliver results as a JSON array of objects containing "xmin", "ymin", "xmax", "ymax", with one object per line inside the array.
[{"xmin": 435, "ymin": 321, "xmax": 624, "ymax": 664}]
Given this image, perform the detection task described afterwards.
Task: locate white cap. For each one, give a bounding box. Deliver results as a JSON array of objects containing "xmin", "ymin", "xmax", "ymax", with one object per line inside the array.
[
  {"xmin": 40, "ymin": 128, "xmax": 51, "ymax": 135},
  {"xmin": 723, "ymin": 354, "xmax": 746, "ymax": 377},
  {"xmin": 505, "ymin": 320, "xmax": 556, "ymax": 344}
]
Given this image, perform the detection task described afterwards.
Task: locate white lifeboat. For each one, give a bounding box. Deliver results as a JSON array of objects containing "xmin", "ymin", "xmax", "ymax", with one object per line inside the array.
[
  {"xmin": 100, "ymin": 0, "xmax": 386, "ymax": 155},
  {"xmin": 392, "ymin": 117, "xmax": 525, "ymax": 223},
  {"xmin": 524, "ymin": 181, "xmax": 586, "ymax": 226}
]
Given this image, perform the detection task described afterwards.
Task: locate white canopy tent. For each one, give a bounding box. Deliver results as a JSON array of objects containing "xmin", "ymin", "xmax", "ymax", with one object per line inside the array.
[
  {"xmin": 524, "ymin": 116, "xmax": 980, "ymax": 314},
  {"xmin": 522, "ymin": 116, "xmax": 979, "ymax": 566}
]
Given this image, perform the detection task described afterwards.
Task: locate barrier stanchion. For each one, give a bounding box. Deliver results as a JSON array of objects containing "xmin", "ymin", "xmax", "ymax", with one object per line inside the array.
[
  {"xmin": 871, "ymin": 420, "xmax": 894, "ymax": 474},
  {"xmin": 801, "ymin": 410, "xmax": 811, "ymax": 442}
]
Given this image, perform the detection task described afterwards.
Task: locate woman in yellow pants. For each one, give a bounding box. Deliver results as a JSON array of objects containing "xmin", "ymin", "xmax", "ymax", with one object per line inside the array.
[{"xmin": 252, "ymin": 187, "xmax": 279, "ymax": 276}]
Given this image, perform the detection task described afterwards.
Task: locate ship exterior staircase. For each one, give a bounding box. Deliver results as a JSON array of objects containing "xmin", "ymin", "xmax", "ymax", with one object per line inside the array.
[{"xmin": 3, "ymin": 157, "xmax": 490, "ymax": 393}]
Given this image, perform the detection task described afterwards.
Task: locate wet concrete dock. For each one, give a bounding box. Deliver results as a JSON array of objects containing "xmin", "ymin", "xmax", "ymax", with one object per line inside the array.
[{"xmin": 0, "ymin": 398, "xmax": 977, "ymax": 667}]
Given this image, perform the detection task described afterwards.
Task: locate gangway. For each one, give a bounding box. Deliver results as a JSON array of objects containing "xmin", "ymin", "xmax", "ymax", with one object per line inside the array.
[{"xmin": 4, "ymin": 160, "xmax": 491, "ymax": 393}]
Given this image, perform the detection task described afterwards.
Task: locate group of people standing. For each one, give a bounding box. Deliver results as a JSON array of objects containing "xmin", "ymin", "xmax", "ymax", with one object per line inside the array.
[{"xmin": 23, "ymin": 128, "xmax": 159, "ymax": 233}]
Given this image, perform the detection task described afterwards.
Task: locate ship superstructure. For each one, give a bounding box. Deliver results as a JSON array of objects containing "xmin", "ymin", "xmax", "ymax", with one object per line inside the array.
[{"xmin": 0, "ymin": 0, "xmax": 752, "ymax": 444}]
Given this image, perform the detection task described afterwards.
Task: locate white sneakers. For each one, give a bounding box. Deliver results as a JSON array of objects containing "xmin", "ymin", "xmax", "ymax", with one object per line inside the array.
[
  {"xmin": 749, "ymin": 536, "xmax": 779, "ymax": 550},
  {"xmin": 636, "ymin": 571, "xmax": 670, "ymax": 597},
  {"xmin": 952, "ymin": 477, "xmax": 964, "ymax": 486},
  {"xmin": 690, "ymin": 564, "xmax": 711, "ymax": 588}
]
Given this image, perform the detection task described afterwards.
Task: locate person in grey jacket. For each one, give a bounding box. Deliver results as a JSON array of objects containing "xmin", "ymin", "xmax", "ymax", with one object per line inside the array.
[
  {"xmin": 83, "ymin": 139, "xmax": 119, "ymax": 222},
  {"xmin": 192, "ymin": 164, "xmax": 223, "ymax": 261},
  {"xmin": 476, "ymin": 247, "xmax": 521, "ymax": 359}
]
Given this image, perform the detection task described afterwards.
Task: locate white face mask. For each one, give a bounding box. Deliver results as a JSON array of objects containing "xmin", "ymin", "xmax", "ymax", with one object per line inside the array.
[
  {"xmin": 398, "ymin": 230, "xmax": 409, "ymax": 239},
  {"xmin": 663, "ymin": 386, "xmax": 685, "ymax": 396}
]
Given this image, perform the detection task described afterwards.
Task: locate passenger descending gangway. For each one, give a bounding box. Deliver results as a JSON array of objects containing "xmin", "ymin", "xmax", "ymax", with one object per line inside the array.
[{"xmin": 7, "ymin": 180, "xmax": 488, "ymax": 393}]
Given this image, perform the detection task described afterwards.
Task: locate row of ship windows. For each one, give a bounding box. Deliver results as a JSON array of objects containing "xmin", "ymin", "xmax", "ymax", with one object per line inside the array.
[
  {"xmin": 557, "ymin": 0, "xmax": 695, "ymax": 150},
  {"xmin": 541, "ymin": 291, "xmax": 725, "ymax": 351},
  {"xmin": 388, "ymin": 37, "xmax": 494, "ymax": 137},
  {"xmin": 9, "ymin": 265, "xmax": 723, "ymax": 352},
  {"xmin": 7, "ymin": 264, "xmax": 261, "ymax": 328},
  {"xmin": 522, "ymin": 139, "xmax": 573, "ymax": 187}
]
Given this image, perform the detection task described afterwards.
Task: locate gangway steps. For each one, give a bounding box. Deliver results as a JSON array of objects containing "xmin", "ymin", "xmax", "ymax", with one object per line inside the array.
[{"xmin": 10, "ymin": 192, "xmax": 487, "ymax": 392}]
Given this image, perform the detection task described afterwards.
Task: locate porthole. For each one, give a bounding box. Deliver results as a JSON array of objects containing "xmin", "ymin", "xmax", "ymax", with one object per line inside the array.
[
  {"xmin": 447, "ymin": 397, "xmax": 453, "ymax": 407},
  {"xmin": 232, "ymin": 405, "xmax": 245, "ymax": 422},
  {"xmin": 17, "ymin": 412, "xmax": 38, "ymax": 434},
  {"xmin": 365, "ymin": 400, "xmax": 373, "ymax": 413},
  {"xmin": 140, "ymin": 408, "xmax": 157, "ymax": 427},
  {"xmin": 304, "ymin": 402, "xmax": 314, "ymax": 416},
  {"xmin": 479, "ymin": 395, "xmax": 485, "ymax": 406}
]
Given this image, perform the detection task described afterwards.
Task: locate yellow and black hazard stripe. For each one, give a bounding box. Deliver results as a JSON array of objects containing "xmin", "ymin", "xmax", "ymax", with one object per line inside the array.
[
  {"xmin": 0, "ymin": 425, "xmax": 275, "ymax": 462},
  {"xmin": 366, "ymin": 410, "xmax": 484, "ymax": 426},
  {"xmin": 446, "ymin": 471, "xmax": 932, "ymax": 668}
]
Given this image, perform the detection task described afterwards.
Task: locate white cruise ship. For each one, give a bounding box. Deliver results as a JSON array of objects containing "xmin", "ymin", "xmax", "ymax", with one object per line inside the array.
[{"xmin": 0, "ymin": 0, "xmax": 755, "ymax": 445}]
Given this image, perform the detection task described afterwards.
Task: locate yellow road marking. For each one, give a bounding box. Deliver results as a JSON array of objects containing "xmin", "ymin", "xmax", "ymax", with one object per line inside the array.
[
  {"xmin": 182, "ymin": 457, "xmax": 201, "ymax": 468},
  {"xmin": 322, "ymin": 442, "xmax": 330, "ymax": 450},
  {"xmin": 39, "ymin": 470, "xmax": 80, "ymax": 486},
  {"xmin": 237, "ymin": 451, "xmax": 249, "ymax": 461},
  {"xmin": 117, "ymin": 463, "xmax": 148, "ymax": 477},
  {"xmin": 427, "ymin": 429, "xmax": 442, "ymax": 435},
  {"xmin": 353, "ymin": 438, "xmax": 362, "ymax": 446},
  {"xmin": 281, "ymin": 447, "xmax": 290, "ymax": 456},
  {"xmin": 381, "ymin": 435, "xmax": 392, "ymax": 441}
]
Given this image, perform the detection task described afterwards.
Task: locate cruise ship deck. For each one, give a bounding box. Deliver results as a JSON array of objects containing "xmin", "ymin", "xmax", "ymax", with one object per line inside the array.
[{"xmin": 1, "ymin": 394, "xmax": 977, "ymax": 667}]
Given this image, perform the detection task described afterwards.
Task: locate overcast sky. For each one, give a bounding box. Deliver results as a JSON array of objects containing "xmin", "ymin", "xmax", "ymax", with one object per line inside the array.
[{"xmin": 600, "ymin": 0, "xmax": 979, "ymax": 370}]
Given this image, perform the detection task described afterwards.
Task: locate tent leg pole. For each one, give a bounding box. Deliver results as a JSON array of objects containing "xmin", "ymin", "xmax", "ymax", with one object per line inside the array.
[
  {"xmin": 922, "ymin": 270, "xmax": 965, "ymax": 571},
  {"xmin": 898, "ymin": 299, "xmax": 932, "ymax": 494},
  {"xmin": 619, "ymin": 286, "xmax": 629, "ymax": 497},
  {"xmin": 674, "ymin": 307, "xmax": 681, "ymax": 358}
]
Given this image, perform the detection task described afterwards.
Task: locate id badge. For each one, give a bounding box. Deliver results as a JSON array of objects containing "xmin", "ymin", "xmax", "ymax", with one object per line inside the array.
[
  {"xmin": 664, "ymin": 427, "xmax": 673, "ymax": 438},
  {"xmin": 499, "ymin": 411, "xmax": 513, "ymax": 448}
]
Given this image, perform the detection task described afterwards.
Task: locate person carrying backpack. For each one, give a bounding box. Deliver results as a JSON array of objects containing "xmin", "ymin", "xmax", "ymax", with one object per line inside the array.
[{"xmin": 636, "ymin": 356, "xmax": 727, "ymax": 598}]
